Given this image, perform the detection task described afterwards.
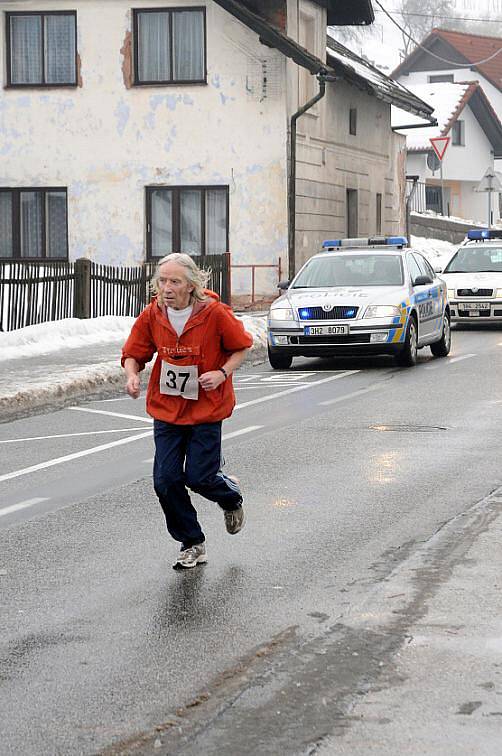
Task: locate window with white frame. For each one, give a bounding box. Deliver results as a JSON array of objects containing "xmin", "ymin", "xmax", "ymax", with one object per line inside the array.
[
  {"xmin": 146, "ymin": 186, "xmax": 228, "ymax": 259},
  {"xmin": 0, "ymin": 189, "xmax": 68, "ymax": 259},
  {"xmin": 6, "ymin": 12, "xmax": 77, "ymax": 86},
  {"xmin": 133, "ymin": 7, "xmax": 206, "ymax": 85}
]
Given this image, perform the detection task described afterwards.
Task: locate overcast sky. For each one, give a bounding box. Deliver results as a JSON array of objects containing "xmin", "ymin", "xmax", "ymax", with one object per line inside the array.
[{"xmin": 329, "ymin": 0, "xmax": 502, "ymax": 74}]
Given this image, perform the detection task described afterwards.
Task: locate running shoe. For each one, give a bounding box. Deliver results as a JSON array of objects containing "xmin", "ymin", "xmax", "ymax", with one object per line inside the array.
[
  {"xmin": 224, "ymin": 505, "xmax": 245, "ymax": 535},
  {"xmin": 173, "ymin": 542, "xmax": 207, "ymax": 570}
]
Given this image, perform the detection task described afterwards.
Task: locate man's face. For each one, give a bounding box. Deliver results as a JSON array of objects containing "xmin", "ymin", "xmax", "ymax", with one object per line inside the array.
[{"xmin": 157, "ymin": 261, "xmax": 194, "ymax": 310}]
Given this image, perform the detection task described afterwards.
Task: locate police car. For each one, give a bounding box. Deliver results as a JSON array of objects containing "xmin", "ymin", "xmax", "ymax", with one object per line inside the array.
[
  {"xmin": 268, "ymin": 236, "xmax": 451, "ymax": 369},
  {"xmin": 438, "ymin": 229, "xmax": 502, "ymax": 323}
]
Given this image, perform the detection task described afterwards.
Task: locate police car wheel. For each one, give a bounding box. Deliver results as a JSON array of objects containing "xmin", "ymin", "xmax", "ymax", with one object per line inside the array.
[
  {"xmin": 430, "ymin": 311, "xmax": 451, "ymax": 358},
  {"xmin": 396, "ymin": 316, "xmax": 418, "ymax": 367},
  {"xmin": 268, "ymin": 346, "xmax": 293, "ymax": 370}
]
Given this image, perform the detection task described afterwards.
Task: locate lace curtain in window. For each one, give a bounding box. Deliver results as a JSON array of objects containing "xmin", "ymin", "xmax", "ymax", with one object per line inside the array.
[
  {"xmin": 173, "ymin": 11, "xmax": 204, "ymax": 80},
  {"xmin": 45, "ymin": 15, "xmax": 75, "ymax": 84},
  {"xmin": 206, "ymin": 190, "xmax": 227, "ymax": 253},
  {"xmin": 137, "ymin": 12, "xmax": 171, "ymax": 83},
  {"xmin": 10, "ymin": 16, "xmax": 42, "ymax": 84},
  {"xmin": 0, "ymin": 194, "xmax": 13, "ymax": 258},
  {"xmin": 20, "ymin": 192, "xmax": 43, "ymax": 258},
  {"xmin": 151, "ymin": 189, "xmax": 173, "ymax": 257},
  {"xmin": 180, "ymin": 190, "xmax": 202, "ymax": 254},
  {"xmin": 46, "ymin": 192, "xmax": 68, "ymax": 258}
]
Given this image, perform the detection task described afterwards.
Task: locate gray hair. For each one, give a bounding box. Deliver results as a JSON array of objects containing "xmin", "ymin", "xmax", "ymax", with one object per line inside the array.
[{"xmin": 151, "ymin": 253, "xmax": 211, "ymax": 302}]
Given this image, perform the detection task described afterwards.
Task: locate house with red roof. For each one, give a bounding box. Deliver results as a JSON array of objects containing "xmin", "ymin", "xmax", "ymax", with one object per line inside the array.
[
  {"xmin": 391, "ymin": 29, "xmax": 502, "ymax": 224},
  {"xmin": 392, "ymin": 28, "xmax": 502, "ymax": 123}
]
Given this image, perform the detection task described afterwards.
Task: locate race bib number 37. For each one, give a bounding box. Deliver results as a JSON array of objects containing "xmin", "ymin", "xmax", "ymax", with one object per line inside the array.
[{"xmin": 160, "ymin": 361, "xmax": 199, "ymax": 400}]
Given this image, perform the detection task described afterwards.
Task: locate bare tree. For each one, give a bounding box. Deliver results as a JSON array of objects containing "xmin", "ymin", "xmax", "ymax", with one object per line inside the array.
[{"xmin": 397, "ymin": 0, "xmax": 455, "ymax": 55}]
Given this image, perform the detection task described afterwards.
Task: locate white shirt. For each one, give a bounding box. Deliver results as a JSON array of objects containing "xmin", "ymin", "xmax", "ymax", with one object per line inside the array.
[{"xmin": 167, "ymin": 304, "xmax": 193, "ymax": 337}]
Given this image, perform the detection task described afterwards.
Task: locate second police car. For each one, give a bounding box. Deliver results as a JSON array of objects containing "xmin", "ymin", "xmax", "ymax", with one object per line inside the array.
[
  {"xmin": 268, "ymin": 236, "xmax": 451, "ymax": 369},
  {"xmin": 438, "ymin": 229, "xmax": 502, "ymax": 323}
]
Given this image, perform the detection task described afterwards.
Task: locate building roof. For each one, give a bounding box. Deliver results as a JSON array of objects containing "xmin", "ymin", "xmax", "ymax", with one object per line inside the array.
[
  {"xmin": 392, "ymin": 29, "xmax": 502, "ymax": 93},
  {"xmin": 326, "ymin": 37, "xmax": 435, "ymax": 120},
  {"xmin": 391, "ymin": 81, "xmax": 502, "ymax": 157},
  {"xmin": 213, "ymin": 2, "xmax": 433, "ymax": 119}
]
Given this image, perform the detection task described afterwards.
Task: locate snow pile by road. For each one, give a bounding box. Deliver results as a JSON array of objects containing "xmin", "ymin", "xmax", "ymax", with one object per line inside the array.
[
  {"xmin": 1, "ymin": 313, "xmax": 267, "ymax": 362},
  {"xmin": 410, "ymin": 234, "xmax": 457, "ymax": 269},
  {"xmin": 0, "ymin": 312, "xmax": 268, "ymax": 421}
]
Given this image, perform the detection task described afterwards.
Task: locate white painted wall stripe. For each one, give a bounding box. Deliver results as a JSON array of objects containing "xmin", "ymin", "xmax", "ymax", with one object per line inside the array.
[
  {"xmin": 0, "ymin": 432, "xmax": 152, "ymax": 484},
  {"xmin": 0, "ymin": 497, "xmax": 49, "ymax": 517}
]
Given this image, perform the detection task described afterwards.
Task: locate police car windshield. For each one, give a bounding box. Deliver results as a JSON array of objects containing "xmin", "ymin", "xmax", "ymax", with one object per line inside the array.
[
  {"xmin": 444, "ymin": 247, "xmax": 502, "ymax": 273},
  {"xmin": 292, "ymin": 254, "xmax": 404, "ymax": 288}
]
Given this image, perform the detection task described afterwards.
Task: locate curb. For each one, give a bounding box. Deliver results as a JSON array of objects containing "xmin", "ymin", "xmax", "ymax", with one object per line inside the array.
[{"xmin": 1, "ymin": 345, "xmax": 268, "ymax": 424}]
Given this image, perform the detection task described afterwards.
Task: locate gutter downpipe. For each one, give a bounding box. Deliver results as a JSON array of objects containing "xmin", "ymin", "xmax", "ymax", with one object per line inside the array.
[{"xmin": 288, "ymin": 71, "xmax": 333, "ymax": 281}]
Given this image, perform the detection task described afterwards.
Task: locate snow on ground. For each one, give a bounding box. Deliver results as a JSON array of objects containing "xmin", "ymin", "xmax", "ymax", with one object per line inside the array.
[
  {"xmin": 1, "ymin": 313, "xmax": 268, "ymax": 362},
  {"xmin": 410, "ymin": 234, "xmax": 457, "ymax": 269}
]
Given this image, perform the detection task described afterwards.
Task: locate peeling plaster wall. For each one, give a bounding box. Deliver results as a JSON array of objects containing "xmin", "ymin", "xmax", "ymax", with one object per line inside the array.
[
  {"xmin": 294, "ymin": 79, "xmax": 407, "ymax": 268},
  {"xmin": 0, "ymin": 0, "xmax": 288, "ymax": 294}
]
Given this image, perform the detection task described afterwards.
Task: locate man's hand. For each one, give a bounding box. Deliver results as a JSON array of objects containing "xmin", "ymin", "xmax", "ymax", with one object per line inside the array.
[
  {"xmin": 199, "ymin": 370, "xmax": 226, "ymax": 392},
  {"xmin": 126, "ymin": 374, "xmax": 141, "ymax": 399}
]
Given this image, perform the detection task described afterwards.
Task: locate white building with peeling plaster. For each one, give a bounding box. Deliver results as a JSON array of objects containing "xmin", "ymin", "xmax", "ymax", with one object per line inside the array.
[{"xmin": 0, "ymin": 0, "xmax": 431, "ymax": 296}]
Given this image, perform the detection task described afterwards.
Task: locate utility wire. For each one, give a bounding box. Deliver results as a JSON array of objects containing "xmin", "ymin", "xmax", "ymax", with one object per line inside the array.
[
  {"xmin": 374, "ymin": 9, "xmax": 502, "ymax": 24},
  {"xmin": 373, "ymin": 0, "xmax": 502, "ymax": 66}
]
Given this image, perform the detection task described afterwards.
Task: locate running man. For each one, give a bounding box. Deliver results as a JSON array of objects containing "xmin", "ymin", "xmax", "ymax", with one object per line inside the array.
[{"xmin": 122, "ymin": 253, "xmax": 252, "ymax": 569}]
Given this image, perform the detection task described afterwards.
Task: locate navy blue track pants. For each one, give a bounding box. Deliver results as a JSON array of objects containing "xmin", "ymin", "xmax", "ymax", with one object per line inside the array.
[{"xmin": 153, "ymin": 420, "xmax": 242, "ymax": 548}]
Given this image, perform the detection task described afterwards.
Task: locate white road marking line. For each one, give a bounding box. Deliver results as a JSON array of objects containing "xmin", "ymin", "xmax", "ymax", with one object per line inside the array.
[
  {"xmin": 68, "ymin": 373, "xmax": 358, "ymax": 417},
  {"xmin": 449, "ymin": 353, "xmax": 476, "ymax": 364},
  {"xmin": 4, "ymin": 374, "xmax": 357, "ymax": 483},
  {"xmin": 223, "ymin": 425, "xmax": 264, "ymax": 440},
  {"xmin": 235, "ymin": 383, "xmax": 312, "ymax": 389},
  {"xmin": 68, "ymin": 407, "xmax": 153, "ymax": 423},
  {"xmin": 0, "ymin": 428, "xmax": 149, "ymax": 444},
  {"xmin": 0, "ymin": 497, "xmax": 49, "ymax": 518},
  {"xmin": 319, "ymin": 383, "xmax": 383, "ymax": 406},
  {"xmin": 0, "ymin": 432, "xmax": 152, "ymax": 484},
  {"xmin": 91, "ymin": 396, "xmax": 138, "ymax": 402},
  {"xmin": 141, "ymin": 425, "xmax": 264, "ymax": 465},
  {"xmin": 234, "ymin": 370, "xmax": 360, "ymax": 410},
  {"xmin": 426, "ymin": 353, "xmax": 477, "ymax": 370}
]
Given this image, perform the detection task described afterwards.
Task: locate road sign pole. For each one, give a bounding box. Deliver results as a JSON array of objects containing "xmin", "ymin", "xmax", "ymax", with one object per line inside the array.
[
  {"xmin": 440, "ymin": 160, "xmax": 444, "ymax": 216},
  {"xmin": 487, "ymin": 174, "xmax": 493, "ymax": 228}
]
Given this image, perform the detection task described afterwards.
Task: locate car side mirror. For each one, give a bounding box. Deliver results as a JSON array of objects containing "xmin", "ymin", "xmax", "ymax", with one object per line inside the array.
[
  {"xmin": 413, "ymin": 275, "xmax": 434, "ymax": 286},
  {"xmin": 278, "ymin": 280, "xmax": 290, "ymax": 291}
]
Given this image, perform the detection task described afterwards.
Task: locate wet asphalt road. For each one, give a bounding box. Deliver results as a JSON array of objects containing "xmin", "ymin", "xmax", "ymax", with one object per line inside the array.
[{"xmin": 1, "ymin": 325, "xmax": 502, "ymax": 755}]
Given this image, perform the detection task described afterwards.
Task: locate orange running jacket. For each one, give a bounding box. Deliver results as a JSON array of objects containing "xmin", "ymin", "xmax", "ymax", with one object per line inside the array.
[{"xmin": 121, "ymin": 293, "xmax": 253, "ymax": 425}]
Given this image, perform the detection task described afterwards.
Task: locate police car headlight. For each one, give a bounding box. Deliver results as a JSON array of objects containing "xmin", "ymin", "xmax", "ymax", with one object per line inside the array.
[
  {"xmin": 496, "ymin": 289, "xmax": 502, "ymax": 299},
  {"xmin": 269, "ymin": 307, "xmax": 294, "ymax": 320},
  {"xmin": 447, "ymin": 289, "xmax": 455, "ymax": 300},
  {"xmin": 364, "ymin": 305, "xmax": 400, "ymax": 318}
]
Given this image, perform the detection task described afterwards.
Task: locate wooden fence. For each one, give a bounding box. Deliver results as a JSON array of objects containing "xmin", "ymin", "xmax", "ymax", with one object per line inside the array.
[{"xmin": 0, "ymin": 253, "xmax": 231, "ymax": 332}]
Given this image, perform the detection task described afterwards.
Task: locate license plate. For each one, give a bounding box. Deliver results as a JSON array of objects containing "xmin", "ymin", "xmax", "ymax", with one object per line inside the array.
[
  {"xmin": 304, "ymin": 325, "xmax": 348, "ymax": 336},
  {"xmin": 461, "ymin": 302, "xmax": 490, "ymax": 310}
]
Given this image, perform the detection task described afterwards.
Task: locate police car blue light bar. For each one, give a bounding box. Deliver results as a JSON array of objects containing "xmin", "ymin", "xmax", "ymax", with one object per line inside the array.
[
  {"xmin": 467, "ymin": 229, "xmax": 502, "ymax": 241},
  {"xmin": 322, "ymin": 236, "xmax": 408, "ymax": 250}
]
